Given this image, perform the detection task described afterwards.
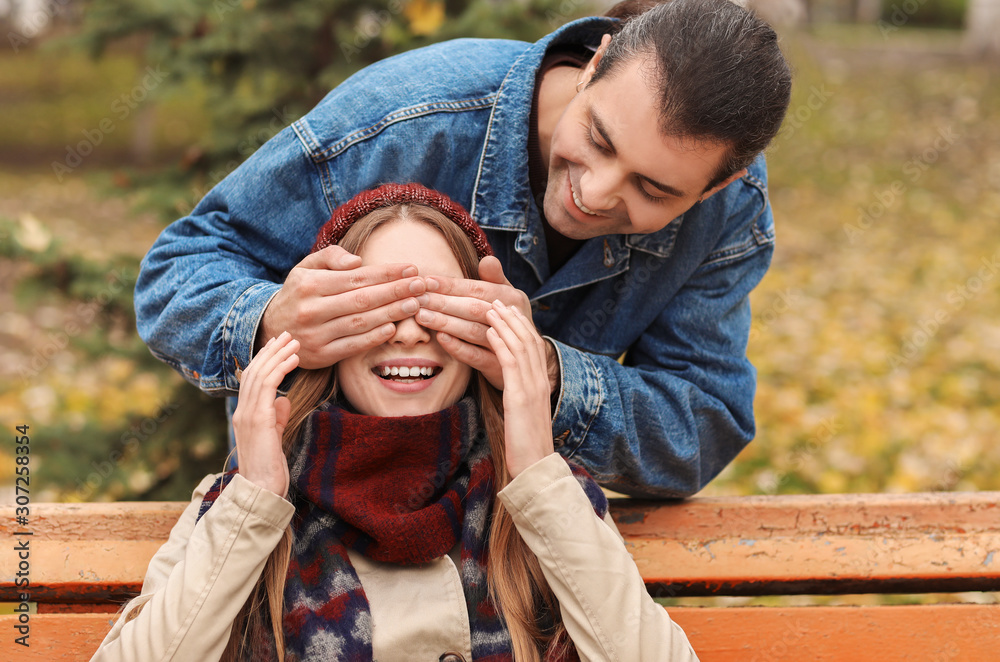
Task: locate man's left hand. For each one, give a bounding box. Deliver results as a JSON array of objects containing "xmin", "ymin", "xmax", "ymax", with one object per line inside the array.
[{"xmin": 415, "ymin": 256, "xmax": 559, "ymax": 393}]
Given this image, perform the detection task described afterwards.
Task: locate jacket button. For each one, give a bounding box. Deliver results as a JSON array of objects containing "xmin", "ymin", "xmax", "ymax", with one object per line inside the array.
[
  {"xmin": 439, "ymin": 653, "xmax": 467, "ymax": 662},
  {"xmin": 554, "ymin": 430, "xmax": 570, "ymax": 449}
]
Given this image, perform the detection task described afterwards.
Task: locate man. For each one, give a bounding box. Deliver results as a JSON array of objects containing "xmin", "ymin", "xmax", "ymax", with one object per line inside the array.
[{"xmin": 135, "ymin": 0, "xmax": 791, "ymax": 498}]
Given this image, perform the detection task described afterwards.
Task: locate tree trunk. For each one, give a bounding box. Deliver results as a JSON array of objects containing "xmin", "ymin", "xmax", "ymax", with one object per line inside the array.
[
  {"xmin": 966, "ymin": 0, "xmax": 1000, "ymax": 58},
  {"xmin": 854, "ymin": 0, "xmax": 881, "ymax": 24},
  {"xmin": 131, "ymin": 103, "xmax": 156, "ymax": 166}
]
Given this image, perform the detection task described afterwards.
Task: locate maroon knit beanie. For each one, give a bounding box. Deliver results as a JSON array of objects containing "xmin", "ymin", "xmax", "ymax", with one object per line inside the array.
[{"xmin": 312, "ymin": 183, "xmax": 493, "ymax": 259}]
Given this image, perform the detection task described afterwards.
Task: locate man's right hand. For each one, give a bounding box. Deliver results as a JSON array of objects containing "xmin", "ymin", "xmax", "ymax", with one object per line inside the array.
[{"xmin": 256, "ymin": 245, "xmax": 426, "ymax": 368}]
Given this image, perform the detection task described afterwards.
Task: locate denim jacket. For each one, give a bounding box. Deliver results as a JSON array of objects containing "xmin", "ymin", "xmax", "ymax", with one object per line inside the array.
[{"xmin": 135, "ymin": 17, "xmax": 775, "ymax": 498}]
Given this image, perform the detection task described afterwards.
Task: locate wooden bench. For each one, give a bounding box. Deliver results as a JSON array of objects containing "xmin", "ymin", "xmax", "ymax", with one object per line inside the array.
[{"xmin": 3, "ymin": 491, "xmax": 999, "ymax": 660}]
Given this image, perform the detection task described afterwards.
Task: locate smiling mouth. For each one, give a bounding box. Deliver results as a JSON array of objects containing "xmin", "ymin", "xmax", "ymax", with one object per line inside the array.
[
  {"xmin": 373, "ymin": 366, "xmax": 440, "ymax": 383},
  {"xmin": 570, "ymin": 178, "xmax": 599, "ymax": 216}
]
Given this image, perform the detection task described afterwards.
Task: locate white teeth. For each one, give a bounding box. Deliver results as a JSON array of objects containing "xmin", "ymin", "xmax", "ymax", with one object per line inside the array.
[
  {"xmin": 378, "ymin": 365, "xmax": 436, "ymax": 378},
  {"xmin": 570, "ymin": 181, "xmax": 598, "ymax": 216}
]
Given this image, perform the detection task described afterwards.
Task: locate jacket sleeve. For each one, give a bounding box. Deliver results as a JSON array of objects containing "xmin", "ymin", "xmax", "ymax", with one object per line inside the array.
[
  {"xmin": 497, "ymin": 454, "xmax": 699, "ymax": 661},
  {"xmin": 89, "ymin": 473, "xmax": 295, "ymax": 662},
  {"xmin": 133, "ymin": 124, "xmax": 331, "ymax": 396},
  {"xmin": 547, "ymin": 173, "xmax": 774, "ymax": 499}
]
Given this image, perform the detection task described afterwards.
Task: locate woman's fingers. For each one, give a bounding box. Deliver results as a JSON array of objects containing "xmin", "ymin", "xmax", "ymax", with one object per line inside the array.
[
  {"xmin": 246, "ymin": 333, "xmax": 300, "ymax": 392},
  {"xmin": 505, "ymin": 305, "xmax": 547, "ymax": 368},
  {"xmin": 235, "ymin": 331, "xmax": 300, "ymax": 434},
  {"xmin": 234, "ymin": 332, "xmax": 298, "ymax": 497},
  {"xmin": 485, "ymin": 301, "xmax": 549, "ymax": 401},
  {"xmin": 486, "ymin": 302, "xmax": 554, "ymax": 478},
  {"xmin": 273, "ymin": 396, "xmax": 292, "ymax": 438},
  {"xmin": 487, "ymin": 302, "xmax": 545, "ymax": 368},
  {"xmin": 484, "ymin": 326, "xmax": 513, "ymax": 363}
]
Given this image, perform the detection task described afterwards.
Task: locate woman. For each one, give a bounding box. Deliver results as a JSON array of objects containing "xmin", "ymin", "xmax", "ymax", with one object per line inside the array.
[{"xmin": 92, "ymin": 184, "xmax": 698, "ymax": 661}]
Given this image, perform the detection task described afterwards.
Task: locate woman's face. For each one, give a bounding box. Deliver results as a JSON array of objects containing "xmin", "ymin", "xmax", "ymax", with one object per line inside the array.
[{"xmin": 336, "ymin": 219, "xmax": 473, "ymax": 417}]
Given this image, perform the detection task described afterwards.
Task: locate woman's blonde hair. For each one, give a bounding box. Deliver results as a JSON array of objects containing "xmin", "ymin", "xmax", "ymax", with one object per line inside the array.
[{"xmin": 123, "ymin": 202, "xmax": 567, "ymax": 660}]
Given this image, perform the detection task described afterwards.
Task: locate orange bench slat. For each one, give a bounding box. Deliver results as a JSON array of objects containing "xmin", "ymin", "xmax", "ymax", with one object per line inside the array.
[
  {"xmin": 3, "ymin": 493, "xmax": 999, "ymax": 601},
  {"xmin": 3, "ymin": 604, "xmax": 997, "ymax": 661}
]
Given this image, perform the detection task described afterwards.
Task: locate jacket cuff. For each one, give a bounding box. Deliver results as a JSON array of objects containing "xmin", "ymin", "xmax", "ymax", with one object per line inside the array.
[
  {"xmin": 216, "ymin": 473, "xmax": 295, "ymax": 529},
  {"xmin": 544, "ymin": 337, "xmax": 603, "ymax": 455},
  {"xmin": 222, "ymin": 282, "xmax": 282, "ymax": 392},
  {"xmin": 498, "ymin": 453, "xmax": 572, "ymax": 513}
]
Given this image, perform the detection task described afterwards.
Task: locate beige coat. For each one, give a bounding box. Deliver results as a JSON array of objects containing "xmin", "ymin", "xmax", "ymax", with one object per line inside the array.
[{"xmin": 90, "ymin": 453, "xmax": 698, "ymax": 661}]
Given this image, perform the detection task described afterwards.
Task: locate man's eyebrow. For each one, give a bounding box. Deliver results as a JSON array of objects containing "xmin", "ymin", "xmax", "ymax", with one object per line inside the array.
[
  {"xmin": 592, "ymin": 108, "xmax": 688, "ymax": 199},
  {"xmin": 638, "ymin": 173, "xmax": 686, "ymax": 198}
]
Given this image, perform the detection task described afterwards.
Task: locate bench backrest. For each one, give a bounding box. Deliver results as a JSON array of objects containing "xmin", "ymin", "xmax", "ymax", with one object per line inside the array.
[{"xmin": 3, "ymin": 492, "xmax": 999, "ymax": 660}]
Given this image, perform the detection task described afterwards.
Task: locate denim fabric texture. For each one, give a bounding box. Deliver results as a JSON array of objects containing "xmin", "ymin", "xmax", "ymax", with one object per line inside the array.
[{"xmin": 135, "ymin": 17, "xmax": 775, "ymax": 498}]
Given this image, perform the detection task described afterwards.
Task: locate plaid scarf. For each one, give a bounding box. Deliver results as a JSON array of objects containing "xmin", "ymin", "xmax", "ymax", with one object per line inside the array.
[{"xmin": 197, "ymin": 397, "xmax": 608, "ymax": 661}]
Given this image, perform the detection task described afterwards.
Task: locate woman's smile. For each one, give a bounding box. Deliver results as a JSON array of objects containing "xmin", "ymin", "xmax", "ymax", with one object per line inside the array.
[{"xmin": 371, "ymin": 358, "xmax": 443, "ymax": 392}]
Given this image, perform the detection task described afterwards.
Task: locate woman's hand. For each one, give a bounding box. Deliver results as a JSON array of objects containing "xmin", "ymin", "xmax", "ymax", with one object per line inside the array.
[
  {"xmin": 232, "ymin": 331, "xmax": 300, "ymax": 497},
  {"xmin": 484, "ymin": 300, "xmax": 555, "ymax": 478}
]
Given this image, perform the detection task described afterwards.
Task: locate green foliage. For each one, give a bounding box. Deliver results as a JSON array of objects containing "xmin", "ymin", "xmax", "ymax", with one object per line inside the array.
[
  {"xmin": 70, "ymin": 0, "xmax": 597, "ymax": 219},
  {"xmin": 0, "ymin": 49, "xmax": 207, "ymax": 161},
  {"xmin": 0, "ymin": 216, "xmax": 228, "ymax": 501},
  {"xmin": 879, "ymin": 0, "xmax": 968, "ymax": 29}
]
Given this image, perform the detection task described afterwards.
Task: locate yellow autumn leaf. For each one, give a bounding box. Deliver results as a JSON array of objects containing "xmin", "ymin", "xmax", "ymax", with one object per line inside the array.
[
  {"xmin": 817, "ymin": 470, "xmax": 847, "ymax": 494},
  {"xmin": 16, "ymin": 213, "xmax": 52, "ymax": 252},
  {"xmin": 404, "ymin": 0, "xmax": 445, "ymax": 36}
]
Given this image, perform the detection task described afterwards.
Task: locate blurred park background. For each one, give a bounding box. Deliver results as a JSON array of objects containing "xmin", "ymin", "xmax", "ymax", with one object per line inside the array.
[{"xmin": 0, "ymin": 0, "xmax": 998, "ymax": 506}]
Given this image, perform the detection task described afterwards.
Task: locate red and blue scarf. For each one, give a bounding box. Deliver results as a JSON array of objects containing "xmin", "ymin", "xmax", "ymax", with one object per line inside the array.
[{"xmin": 197, "ymin": 397, "xmax": 608, "ymax": 661}]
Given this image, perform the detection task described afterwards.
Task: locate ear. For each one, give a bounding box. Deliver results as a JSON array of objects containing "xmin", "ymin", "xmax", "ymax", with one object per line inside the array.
[
  {"xmin": 580, "ymin": 34, "xmax": 613, "ymax": 87},
  {"xmin": 699, "ymin": 168, "xmax": 748, "ymax": 203}
]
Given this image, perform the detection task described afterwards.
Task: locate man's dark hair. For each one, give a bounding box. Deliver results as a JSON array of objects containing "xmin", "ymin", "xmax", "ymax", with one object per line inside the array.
[{"xmin": 594, "ymin": 0, "xmax": 792, "ymax": 191}]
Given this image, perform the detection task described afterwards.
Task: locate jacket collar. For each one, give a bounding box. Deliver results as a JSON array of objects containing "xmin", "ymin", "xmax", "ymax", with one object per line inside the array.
[
  {"xmin": 625, "ymin": 213, "xmax": 685, "ymax": 257},
  {"xmin": 470, "ymin": 16, "xmax": 612, "ymax": 232}
]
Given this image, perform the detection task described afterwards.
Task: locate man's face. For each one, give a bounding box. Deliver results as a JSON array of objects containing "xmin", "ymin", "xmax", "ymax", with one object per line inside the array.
[{"xmin": 543, "ymin": 57, "xmax": 733, "ymax": 240}]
